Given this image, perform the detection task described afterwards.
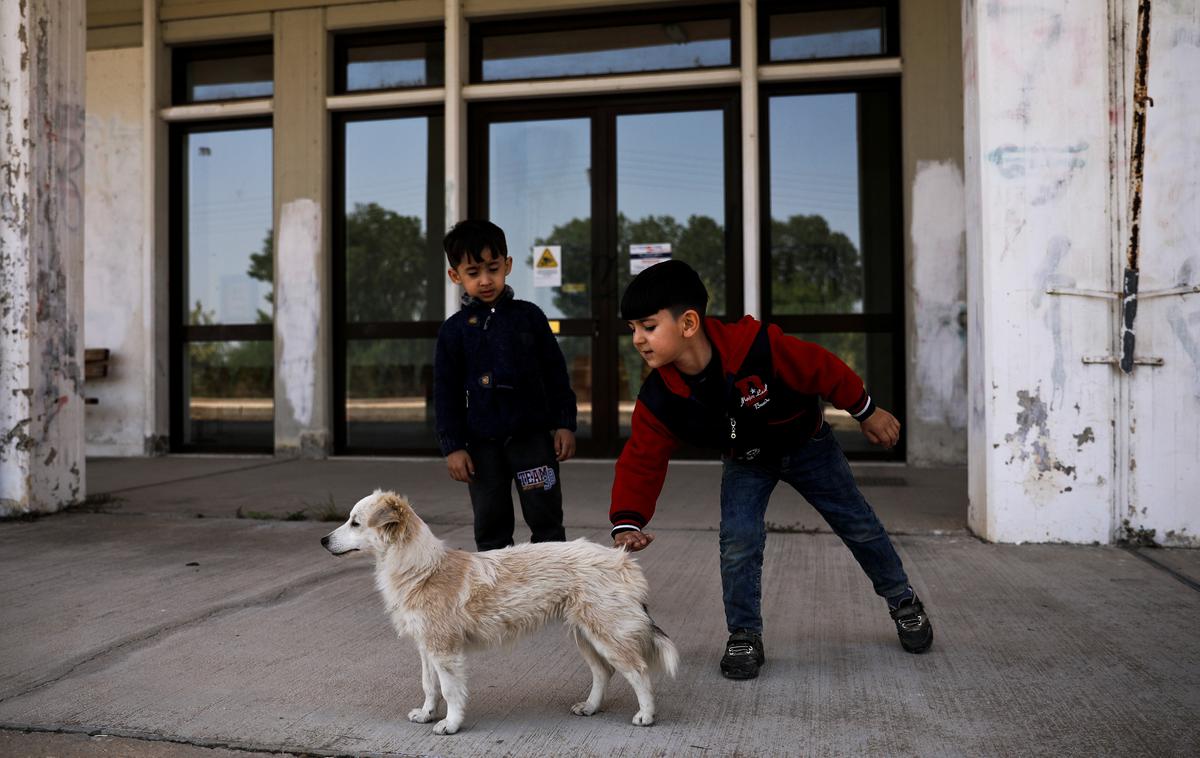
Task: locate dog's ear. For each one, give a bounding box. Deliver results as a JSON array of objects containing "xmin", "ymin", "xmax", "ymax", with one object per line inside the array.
[{"xmin": 366, "ymin": 492, "xmax": 411, "ymax": 540}]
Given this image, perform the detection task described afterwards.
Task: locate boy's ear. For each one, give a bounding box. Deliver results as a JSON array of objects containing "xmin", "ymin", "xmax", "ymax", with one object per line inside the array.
[
  {"xmin": 503, "ymin": 257, "xmax": 513, "ymax": 274},
  {"xmin": 680, "ymin": 308, "xmax": 703, "ymax": 337},
  {"xmin": 447, "ymin": 267, "xmax": 463, "ymax": 284}
]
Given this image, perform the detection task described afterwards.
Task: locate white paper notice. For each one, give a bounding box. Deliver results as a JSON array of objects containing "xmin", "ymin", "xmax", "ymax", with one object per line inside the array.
[
  {"xmin": 629, "ymin": 243, "xmax": 672, "ymax": 274},
  {"xmin": 533, "ymin": 245, "xmax": 562, "ymax": 288}
]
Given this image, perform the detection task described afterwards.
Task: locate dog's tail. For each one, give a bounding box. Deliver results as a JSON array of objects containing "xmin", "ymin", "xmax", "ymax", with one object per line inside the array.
[{"xmin": 644, "ymin": 606, "xmax": 679, "ymax": 678}]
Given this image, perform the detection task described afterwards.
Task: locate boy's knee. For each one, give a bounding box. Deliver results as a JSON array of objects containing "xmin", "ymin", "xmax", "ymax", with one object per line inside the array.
[
  {"xmin": 838, "ymin": 522, "xmax": 887, "ymax": 544},
  {"xmin": 719, "ymin": 532, "xmax": 764, "ymax": 563}
]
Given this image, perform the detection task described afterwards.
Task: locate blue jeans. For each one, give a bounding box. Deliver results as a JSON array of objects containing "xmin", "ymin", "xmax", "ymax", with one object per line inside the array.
[{"xmin": 719, "ymin": 423, "xmax": 910, "ymax": 634}]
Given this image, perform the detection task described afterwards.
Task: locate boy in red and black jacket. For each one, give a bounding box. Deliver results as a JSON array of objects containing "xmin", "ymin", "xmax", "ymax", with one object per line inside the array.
[{"xmin": 610, "ymin": 260, "xmax": 932, "ymax": 679}]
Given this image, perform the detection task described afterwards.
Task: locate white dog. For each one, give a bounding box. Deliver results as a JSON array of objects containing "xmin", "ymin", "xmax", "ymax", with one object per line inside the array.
[{"xmin": 321, "ymin": 490, "xmax": 678, "ymax": 735}]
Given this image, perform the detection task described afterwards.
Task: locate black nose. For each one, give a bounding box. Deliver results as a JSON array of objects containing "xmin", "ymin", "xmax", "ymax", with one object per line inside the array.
[{"xmin": 320, "ymin": 535, "xmax": 330, "ymax": 547}]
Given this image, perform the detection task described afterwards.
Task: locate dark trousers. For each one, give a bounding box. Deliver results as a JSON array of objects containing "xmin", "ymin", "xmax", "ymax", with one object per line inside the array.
[
  {"xmin": 467, "ymin": 432, "xmax": 566, "ymax": 551},
  {"xmin": 720, "ymin": 423, "xmax": 910, "ymax": 634}
]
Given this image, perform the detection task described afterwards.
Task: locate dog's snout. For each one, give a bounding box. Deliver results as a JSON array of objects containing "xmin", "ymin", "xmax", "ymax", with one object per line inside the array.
[{"xmin": 320, "ymin": 535, "xmax": 330, "ymax": 548}]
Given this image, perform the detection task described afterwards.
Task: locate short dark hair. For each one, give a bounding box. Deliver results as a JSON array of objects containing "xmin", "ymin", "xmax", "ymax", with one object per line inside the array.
[
  {"xmin": 443, "ymin": 219, "xmax": 508, "ymax": 268},
  {"xmin": 620, "ymin": 259, "xmax": 709, "ymax": 321}
]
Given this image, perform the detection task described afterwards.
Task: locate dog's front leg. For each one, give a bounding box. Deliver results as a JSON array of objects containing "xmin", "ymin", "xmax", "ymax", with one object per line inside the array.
[
  {"xmin": 429, "ymin": 652, "xmax": 467, "ymax": 735},
  {"xmin": 407, "ymin": 646, "xmax": 439, "ymax": 723}
]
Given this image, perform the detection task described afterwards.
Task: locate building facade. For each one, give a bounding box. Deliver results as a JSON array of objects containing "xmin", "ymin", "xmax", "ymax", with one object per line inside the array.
[{"xmin": 3, "ymin": 0, "xmax": 1198, "ymax": 545}]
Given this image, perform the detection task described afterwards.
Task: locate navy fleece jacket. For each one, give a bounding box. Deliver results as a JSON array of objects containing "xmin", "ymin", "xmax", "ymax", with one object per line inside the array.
[{"xmin": 433, "ymin": 286, "xmax": 577, "ymax": 455}]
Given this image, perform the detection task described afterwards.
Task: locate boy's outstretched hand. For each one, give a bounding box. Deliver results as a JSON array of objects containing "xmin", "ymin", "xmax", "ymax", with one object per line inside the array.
[
  {"xmin": 861, "ymin": 408, "xmax": 901, "ymax": 449},
  {"xmin": 446, "ymin": 449, "xmax": 474, "ymax": 482},
  {"xmin": 554, "ymin": 429, "xmax": 576, "ymax": 462},
  {"xmin": 613, "ymin": 530, "xmax": 655, "ymax": 552}
]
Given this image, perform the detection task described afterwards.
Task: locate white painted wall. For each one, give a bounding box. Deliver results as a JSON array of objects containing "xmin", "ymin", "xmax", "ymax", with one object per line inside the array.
[
  {"xmin": 903, "ymin": 0, "xmax": 968, "ymax": 468},
  {"xmin": 1126, "ymin": 0, "xmax": 1200, "ymax": 547},
  {"xmin": 965, "ymin": 1, "xmax": 1117, "ymax": 543},
  {"xmin": 84, "ymin": 46, "xmax": 147, "ymax": 457}
]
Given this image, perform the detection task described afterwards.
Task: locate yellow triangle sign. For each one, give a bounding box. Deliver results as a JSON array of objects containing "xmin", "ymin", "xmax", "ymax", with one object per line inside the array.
[{"xmin": 536, "ymin": 248, "xmax": 558, "ymax": 268}]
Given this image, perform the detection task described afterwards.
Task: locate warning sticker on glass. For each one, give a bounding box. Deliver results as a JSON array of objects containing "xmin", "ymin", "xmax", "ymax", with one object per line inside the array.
[
  {"xmin": 630, "ymin": 243, "xmax": 672, "ymax": 274},
  {"xmin": 533, "ymin": 245, "xmax": 562, "ymax": 288}
]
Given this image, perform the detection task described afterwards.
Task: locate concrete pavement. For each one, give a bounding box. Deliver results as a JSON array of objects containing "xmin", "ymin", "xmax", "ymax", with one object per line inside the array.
[{"xmin": 1, "ymin": 457, "xmax": 1197, "ymax": 757}]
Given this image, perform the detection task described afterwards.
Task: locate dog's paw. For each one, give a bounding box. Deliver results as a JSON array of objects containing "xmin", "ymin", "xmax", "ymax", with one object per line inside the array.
[
  {"xmin": 433, "ymin": 719, "xmax": 460, "ymax": 735},
  {"xmin": 408, "ymin": 708, "xmax": 435, "ymax": 723},
  {"xmin": 631, "ymin": 710, "xmax": 655, "ymax": 727},
  {"xmin": 571, "ymin": 701, "xmax": 599, "ymax": 716}
]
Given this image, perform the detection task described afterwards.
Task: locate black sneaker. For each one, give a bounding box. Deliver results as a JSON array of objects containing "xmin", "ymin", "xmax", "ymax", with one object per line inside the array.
[
  {"xmin": 890, "ymin": 595, "xmax": 933, "ymax": 653},
  {"xmin": 720, "ymin": 630, "xmax": 765, "ymax": 679}
]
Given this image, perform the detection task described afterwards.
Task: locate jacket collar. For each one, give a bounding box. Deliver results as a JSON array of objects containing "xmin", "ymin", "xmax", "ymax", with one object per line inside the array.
[
  {"xmin": 657, "ymin": 315, "xmax": 762, "ymax": 398},
  {"xmin": 460, "ymin": 284, "xmax": 514, "ymax": 310}
]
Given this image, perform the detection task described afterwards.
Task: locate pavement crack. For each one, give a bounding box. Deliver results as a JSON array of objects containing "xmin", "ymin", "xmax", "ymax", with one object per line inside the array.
[
  {"xmin": 0, "ymin": 723, "xmax": 426, "ymax": 758},
  {"xmin": 93, "ymin": 458, "xmax": 298, "ymax": 498},
  {"xmin": 1123, "ymin": 547, "xmax": 1200, "ymax": 593},
  {"xmin": 0, "ymin": 565, "xmax": 367, "ymax": 707}
]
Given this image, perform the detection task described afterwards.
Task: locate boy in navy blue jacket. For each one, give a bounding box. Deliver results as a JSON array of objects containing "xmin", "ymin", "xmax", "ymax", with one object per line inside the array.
[
  {"xmin": 434, "ymin": 220, "xmax": 577, "ymax": 551},
  {"xmin": 610, "ymin": 260, "xmax": 932, "ymax": 679}
]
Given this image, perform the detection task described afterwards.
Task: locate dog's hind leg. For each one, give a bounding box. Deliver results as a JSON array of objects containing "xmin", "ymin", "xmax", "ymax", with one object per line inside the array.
[
  {"xmin": 618, "ymin": 667, "xmax": 656, "ymax": 726},
  {"xmin": 579, "ymin": 629, "xmax": 656, "ymax": 726},
  {"xmin": 429, "ymin": 652, "xmax": 468, "ymax": 735},
  {"xmin": 570, "ymin": 628, "xmax": 614, "ymax": 717},
  {"xmin": 408, "ymin": 646, "xmax": 440, "ymax": 724}
]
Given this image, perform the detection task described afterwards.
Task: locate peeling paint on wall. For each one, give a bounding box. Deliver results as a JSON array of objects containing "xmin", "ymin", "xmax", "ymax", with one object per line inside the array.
[
  {"xmin": 276, "ymin": 198, "xmax": 321, "ymax": 430},
  {"xmin": 1003, "ymin": 389, "xmax": 1079, "ymax": 500},
  {"xmin": 0, "ymin": 1, "xmax": 86, "ymax": 514}
]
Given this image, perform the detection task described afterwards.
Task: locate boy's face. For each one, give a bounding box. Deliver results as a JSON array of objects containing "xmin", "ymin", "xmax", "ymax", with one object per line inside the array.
[
  {"xmin": 448, "ymin": 247, "xmax": 512, "ymax": 304},
  {"xmin": 626, "ymin": 308, "xmax": 700, "ymax": 370}
]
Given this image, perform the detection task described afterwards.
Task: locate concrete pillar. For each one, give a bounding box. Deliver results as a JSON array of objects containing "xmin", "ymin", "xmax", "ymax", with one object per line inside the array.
[
  {"xmin": 902, "ymin": 0, "xmax": 967, "ymax": 467},
  {"xmin": 739, "ymin": 0, "xmax": 760, "ymax": 319},
  {"xmin": 273, "ymin": 9, "xmax": 331, "ymax": 457},
  {"xmin": 444, "ymin": 0, "xmax": 466, "ymax": 319},
  {"xmin": 963, "ymin": 2, "xmax": 1117, "ymax": 542},
  {"xmin": 0, "ymin": 1, "xmax": 88, "ymax": 514},
  {"xmin": 1123, "ymin": 0, "xmax": 1200, "ymax": 547}
]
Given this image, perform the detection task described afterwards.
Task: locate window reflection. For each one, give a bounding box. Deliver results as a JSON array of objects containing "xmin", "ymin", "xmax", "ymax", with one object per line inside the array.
[
  {"xmin": 480, "ymin": 19, "xmax": 732, "ymax": 81},
  {"xmin": 489, "ymin": 118, "xmax": 591, "ymax": 320},
  {"xmin": 617, "ymin": 110, "xmax": 726, "ymax": 317},
  {"xmin": 768, "ymin": 8, "xmax": 887, "ymax": 62},
  {"xmin": 769, "ymin": 94, "xmax": 865, "ymax": 315},
  {"xmin": 185, "ymin": 128, "xmax": 274, "ymax": 325},
  {"xmin": 345, "ymin": 338, "xmax": 437, "ymax": 449},
  {"xmin": 558, "ymin": 336, "xmax": 593, "ymax": 439},
  {"xmin": 788, "ymin": 332, "xmax": 894, "ymax": 454},
  {"xmin": 185, "ymin": 341, "xmax": 273, "ymax": 449},
  {"xmin": 344, "ymin": 40, "xmax": 444, "ymax": 92},
  {"xmin": 181, "ymin": 49, "xmax": 273, "ymax": 103},
  {"xmin": 344, "ymin": 116, "xmax": 445, "ymax": 323}
]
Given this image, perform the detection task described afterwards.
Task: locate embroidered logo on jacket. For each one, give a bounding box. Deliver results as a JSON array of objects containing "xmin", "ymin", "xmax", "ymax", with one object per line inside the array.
[
  {"xmin": 735, "ymin": 375, "xmax": 771, "ymax": 410},
  {"xmin": 517, "ymin": 465, "xmax": 557, "ymax": 492}
]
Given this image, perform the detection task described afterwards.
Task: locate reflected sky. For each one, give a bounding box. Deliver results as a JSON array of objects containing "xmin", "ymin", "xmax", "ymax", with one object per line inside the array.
[
  {"xmin": 769, "ymin": 9, "xmax": 886, "ymax": 62},
  {"xmin": 490, "ymin": 118, "xmax": 591, "ymax": 318},
  {"xmin": 482, "ymin": 20, "xmax": 731, "ymax": 82},
  {"xmin": 617, "ymin": 110, "xmax": 724, "ymax": 224},
  {"xmin": 345, "ymin": 117, "xmax": 429, "ymax": 226},
  {"xmin": 770, "ymin": 93, "xmax": 860, "ymax": 250},
  {"xmin": 186, "ymin": 128, "xmax": 272, "ymax": 325}
]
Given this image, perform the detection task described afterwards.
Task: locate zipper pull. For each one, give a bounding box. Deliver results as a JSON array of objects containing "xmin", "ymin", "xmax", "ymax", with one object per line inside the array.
[{"xmin": 729, "ymin": 417, "xmax": 737, "ymax": 440}]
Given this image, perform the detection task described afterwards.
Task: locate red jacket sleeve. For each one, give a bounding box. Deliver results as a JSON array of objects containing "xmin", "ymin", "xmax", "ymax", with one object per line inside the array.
[
  {"xmin": 767, "ymin": 324, "xmax": 875, "ymax": 419},
  {"xmin": 609, "ymin": 401, "xmax": 680, "ymax": 532}
]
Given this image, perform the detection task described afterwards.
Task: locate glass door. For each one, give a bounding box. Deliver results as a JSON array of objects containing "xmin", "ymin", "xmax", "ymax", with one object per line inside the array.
[
  {"xmin": 333, "ymin": 109, "xmax": 445, "ymax": 454},
  {"xmin": 471, "ymin": 92, "xmax": 740, "ymax": 456},
  {"xmin": 614, "ymin": 108, "xmax": 733, "ymax": 438}
]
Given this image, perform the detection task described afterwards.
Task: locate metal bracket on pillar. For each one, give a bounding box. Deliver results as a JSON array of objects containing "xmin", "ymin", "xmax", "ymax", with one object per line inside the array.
[{"xmin": 1046, "ymin": 283, "xmax": 1199, "ymax": 369}]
